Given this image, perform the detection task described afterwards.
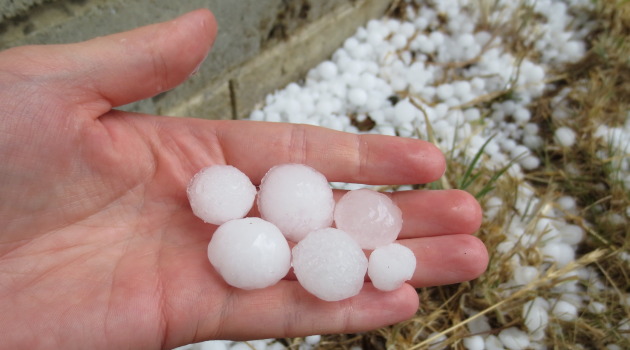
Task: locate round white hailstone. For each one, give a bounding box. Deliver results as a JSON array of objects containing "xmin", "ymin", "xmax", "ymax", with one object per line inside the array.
[
  {"xmin": 502, "ymin": 100, "xmax": 516, "ymax": 114},
  {"xmin": 555, "ymin": 126, "xmax": 577, "ymax": 147},
  {"xmin": 394, "ymin": 98, "xmax": 418, "ymax": 123},
  {"xmin": 513, "ymin": 108, "xmax": 531, "ymax": 124},
  {"xmin": 266, "ymin": 112, "xmax": 281, "ymax": 123},
  {"xmin": 246, "ymin": 340, "xmax": 271, "ymax": 350},
  {"xmin": 317, "ymin": 61, "xmax": 339, "ymax": 80},
  {"xmin": 292, "ymin": 228, "xmax": 368, "ymax": 301},
  {"xmin": 524, "ymin": 123, "xmax": 539, "ymax": 135},
  {"xmin": 484, "ymin": 335, "xmax": 504, "ymax": 350},
  {"xmin": 560, "ymin": 224, "xmax": 584, "ymax": 245},
  {"xmin": 557, "ymin": 195, "xmax": 577, "ymax": 212},
  {"xmin": 287, "ymin": 113, "xmax": 306, "ymax": 124},
  {"xmin": 427, "ymin": 332, "xmax": 447, "ymax": 350},
  {"xmin": 304, "ymin": 335, "xmax": 321, "ymax": 345},
  {"xmin": 286, "ymin": 82, "xmax": 301, "ymax": 95},
  {"xmin": 258, "ymin": 164, "xmax": 334, "ymax": 242},
  {"xmin": 587, "ymin": 301, "xmax": 606, "ymax": 314},
  {"xmin": 348, "ymin": 88, "xmax": 368, "ymax": 106},
  {"xmin": 343, "ymin": 37, "xmax": 359, "ymax": 51},
  {"xmin": 266, "ymin": 342, "xmax": 286, "ymax": 350},
  {"xmin": 552, "ymin": 300, "xmax": 578, "ymax": 321},
  {"xmin": 315, "ymin": 100, "xmax": 334, "ymax": 116},
  {"xmin": 377, "ymin": 125, "xmax": 397, "ymax": 136},
  {"xmin": 207, "ymin": 218, "xmax": 291, "ymax": 290},
  {"xmin": 523, "ymin": 298, "xmax": 549, "ymax": 341},
  {"xmin": 399, "ymin": 22, "xmax": 416, "ymax": 38},
  {"xmin": 230, "ymin": 343, "xmax": 253, "ymax": 350},
  {"xmin": 453, "ymin": 81, "xmax": 472, "ymax": 99},
  {"xmin": 351, "ymin": 43, "xmax": 372, "ymax": 60},
  {"xmin": 198, "ymin": 340, "xmax": 229, "ymax": 350},
  {"xmin": 511, "ymin": 144, "xmax": 530, "ymax": 159},
  {"xmin": 249, "ymin": 110, "xmax": 265, "ymax": 121},
  {"xmin": 564, "ymin": 41, "xmax": 585, "ymax": 60},
  {"xmin": 462, "ymin": 336, "xmax": 485, "ymax": 350},
  {"xmin": 541, "ymin": 242, "xmax": 575, "ymax": 267},
  {"xmin": 470, "ymin": 77, "xmax": 485, "ymax": 91},
  {"xmin": 334, "ymin": 189, "xmax": 403, "ymax": 249},
  {"xmin": 429, "ymin": 31, "xmax": 445, "ymax": 45},
  {"xmin": 513, "ymin": 265, "xmax": 539, "ymax": 285},
  {"xmin": 466, "ymin": 314, "xmax": 491, "ymax": 335},
  {"xmin": 368, "ymin": 243, "xmax": 416, "ymax": 291},
  {"xmin": 458, "ymin": 33, "xmax": 475, "ymax": 47},
  {"xmin": 416, "ymin": 36, "xmax": 436, "ymax": 53},
  {"xmin": 520, "ymin": 155, "xmax": 541, "ymax": 170},
  {"xmin": 436, "ymin": 84, "xmax": 454, "ymax": 100},
  {"xmin": 464, "ymin": 108, "xmax": 481, "ymax": 121},
  {"xmin": 498, "ymin": 327, "xmax": 530, "ymax": 350},
  {"xmin": 187, "ymin": 165, "xmax": 257, "ymax": 225},
  {"xmin": 391, "ymin": 33, "xmax": 408, "ymax": 49},
  {"xmin": 523, "ymin": 135, "xmax": 543, "ymax": 150},
  {"xmin": 358, "ymin": 73, "xmax": 377, "ymax": 90},
  {"xmin": 284, "ymin": 99, "xmax": 302, "ymax": 115},
  {"xmin": 391, "ymin": 77, "xmax": 408, "ymax": 91}
]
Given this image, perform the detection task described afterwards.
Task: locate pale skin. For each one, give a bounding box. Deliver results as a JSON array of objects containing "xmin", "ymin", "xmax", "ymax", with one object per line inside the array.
[{"xmin": 0, "ymin": 9, "xmax": 488, "ymax": 350}]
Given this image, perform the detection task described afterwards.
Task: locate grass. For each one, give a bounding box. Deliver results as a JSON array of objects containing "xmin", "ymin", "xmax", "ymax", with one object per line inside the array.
[{"xmin": 301, "ymin": 0, "xmax": 630, "ymax": 349}]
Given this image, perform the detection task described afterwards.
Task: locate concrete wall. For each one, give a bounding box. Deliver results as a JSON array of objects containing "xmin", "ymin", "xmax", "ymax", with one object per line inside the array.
[{"xmin": 0, "ymin": 0, "xmax": 392, "ymax": 119}]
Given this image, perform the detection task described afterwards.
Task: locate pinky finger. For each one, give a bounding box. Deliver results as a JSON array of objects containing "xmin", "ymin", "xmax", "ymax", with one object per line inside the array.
[{"xmin": 399, "ymin": 234, "xmax": 489, "ymax": 288}]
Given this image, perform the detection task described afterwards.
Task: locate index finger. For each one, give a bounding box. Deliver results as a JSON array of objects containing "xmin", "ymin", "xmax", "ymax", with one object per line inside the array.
[{"xmin": 213, "ymin": 120, "xmax": 446, "ymax": 185}]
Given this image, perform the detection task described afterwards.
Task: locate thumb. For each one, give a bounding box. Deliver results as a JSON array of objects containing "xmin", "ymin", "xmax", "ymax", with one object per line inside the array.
[{"xmin": 0, "ymin": 9, "xmax": 217, "ymax": 114}]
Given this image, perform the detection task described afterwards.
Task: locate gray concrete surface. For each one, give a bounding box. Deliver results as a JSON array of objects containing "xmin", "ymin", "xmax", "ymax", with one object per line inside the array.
[
  {"xmin": 0, "ymin": 0, "xmax": 47, "ymax": 21},
  {"xmin": 0, "ymin": 0, "xmax": 392, "ymax": 119}
]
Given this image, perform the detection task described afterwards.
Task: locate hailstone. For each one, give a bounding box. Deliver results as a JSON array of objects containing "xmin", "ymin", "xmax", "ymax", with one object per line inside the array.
[
  {"xmin": 368, "ymin": 243, "xmax": 416, "ymax": 291},
  {"xmin": 292, "ymin": 228, "xmax": 368, "ymax": 301},
  {"xmin": 334, "ymin": 189, "xmax": 403, "ymax": 249},
  {"xmin": 188, "ymin": 165, "xmax": 257, "ymax": 225},
  {"xmin": 257, "ymin": 163, "xmax": 335, "ymax": 242},
  {"xmin": 207, "ymin": 218, "xmax": 291, "ymax": 290}
]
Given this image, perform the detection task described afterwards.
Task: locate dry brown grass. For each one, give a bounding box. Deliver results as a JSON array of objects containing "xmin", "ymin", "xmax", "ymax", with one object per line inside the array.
[{"xmin": 299, "ymin": 0, "xmax": 630, "ymax": 349}]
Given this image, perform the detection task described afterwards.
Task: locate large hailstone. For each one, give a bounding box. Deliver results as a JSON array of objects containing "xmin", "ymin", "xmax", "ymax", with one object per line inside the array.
[
  {"xmin": 334, "ymin": 189, "xmax": 403, "ymax": 249},
  {"xmin": 257, "ymin": 163, "xmax": 335, "ymax": 242},
  {"xmin": 292, "ymin": 228, "xmax": 368, "ymax": 301},
  {"xmin": 187, "ymin": 165, "xmax": 257, "ymax": 225},
  {"xmin": 368, "ymin": 243, "xmax": 416, "ymax": 291},
  {"xmin": 207, "ymin": 218, "xmax": 291, "ymax": 289}
]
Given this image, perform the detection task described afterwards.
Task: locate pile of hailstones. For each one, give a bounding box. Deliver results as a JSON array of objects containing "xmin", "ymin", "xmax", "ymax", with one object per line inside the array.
[{"xmin": 187, "ymin": 163, "xmax": 416, "ymax": 301}]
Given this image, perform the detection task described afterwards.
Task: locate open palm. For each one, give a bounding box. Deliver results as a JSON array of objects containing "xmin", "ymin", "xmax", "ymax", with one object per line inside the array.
[{"xmin": 0, "ymin": 10, "xmax": 488, "ymax": 350}]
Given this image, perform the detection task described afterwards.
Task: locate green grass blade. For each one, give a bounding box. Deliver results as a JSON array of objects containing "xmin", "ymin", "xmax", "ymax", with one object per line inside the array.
[{"xmin": 459, "ymin": 133, "xmax": 497, "ymax": 190}]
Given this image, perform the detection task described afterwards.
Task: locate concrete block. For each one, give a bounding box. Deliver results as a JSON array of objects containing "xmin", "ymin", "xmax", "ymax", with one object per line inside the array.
[
  {"xmin": 165, "ymin": 0, "xmax": 391, "ymax": 120},
  {"xmin": 0, "ymin": 0, "xmax": 46, "ymax": 21}
]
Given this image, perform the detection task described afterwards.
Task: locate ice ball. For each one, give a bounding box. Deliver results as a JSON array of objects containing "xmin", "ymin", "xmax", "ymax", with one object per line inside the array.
[
  {"xmin": 207, "ymin": 218, "xmax": 291, "ymax": 290},
  {"xmin": 258, "ymin": 163, "xmax": 335, "ymax": 242},
  {"xmin": 334, "ymin": 189, "xmax": 403, "ymax": 249},
  {"xmin": 554, "ymin": 126, "xmax": 577, "ymax": 147},
  {"xmin": 348, "ymin": 88, "xmax": 368, "ymax": 106},
  {"xmin": 462, "ymin": 335, "xmax": 485, "ymax": 350},
  {"xmin": 187, "ymin": 165, "xmax": 257, "ymax": 225},
  {"xmin": 394, "ymin": 98, "xmax": 418, "ymax": 123},
  {"xmin": 498, "ymin": 327, "xmax": 530, "ymax": 350},
  {"xmin": 551, "ymin": 300, "xmax": 578, "ymax": 321},
  {"xmin": 523, "ymin": 297, "xmax": 549, "ymax": 341},
  {"xmin": 292, "ymin": 228, "xmax": 367, "ymax": 301},
  {"xmin": 368, "ymin": 243, "xmax": 416, "ymax": 291}
]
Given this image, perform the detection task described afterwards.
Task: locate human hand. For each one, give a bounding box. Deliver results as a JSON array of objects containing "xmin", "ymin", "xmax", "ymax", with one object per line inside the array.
[{"xmin": 0, "ymin": 9, "xmax": 487, "ymax": 349}]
